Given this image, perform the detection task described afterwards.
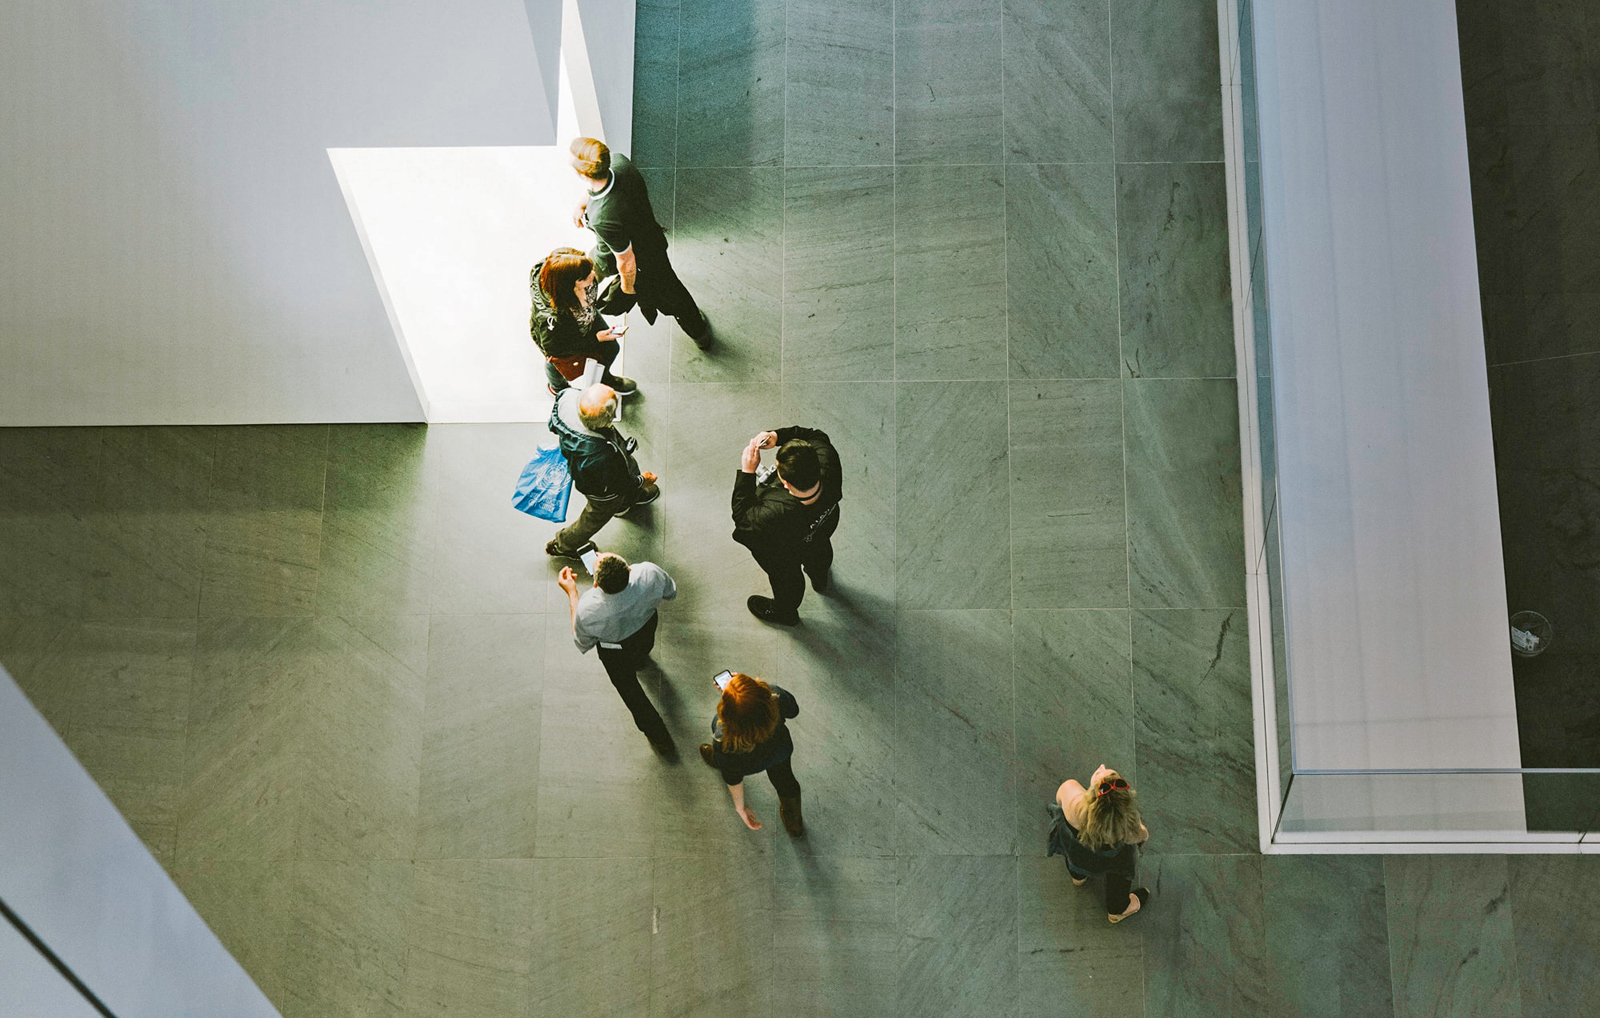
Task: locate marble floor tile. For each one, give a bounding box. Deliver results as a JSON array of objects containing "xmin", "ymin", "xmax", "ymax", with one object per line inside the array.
[
  {"xmin": 893, "ymin": 166, "xmax": 1007, "ymax": 381},
  {"xmin": 295, "ymin": 615, "xmax": 427, "ymax": 861},
  {"xmin": 84, "ymin": 426, "xmax": 214, "ymax": 619},
  {"xmin": 1013, "ymin": 609, "xmax": 1134, "ymax": 851},
  {"xmin": 895, "ymin": 382, "xmax": 1010, "ymax": 608},
  {"xmin": 1002, "ymin": 0, "xmax": 1112, "ymax": 163},
  {"xmin": 783, "ymin": 168, "xmax": 895, "ymax": 381},
  {"xmin": 0, "ymin": 616, "xmax": 75, "ymax": 729},
  {"xmin": 1006, "ymin": 163, "xmax": 1120, "ymax": 380},
  {"xmin": 786, "ymin": 0, "xmax": 894, "ymax": 166},
  {"xmin": 1116, "ymin": 162, "xmax": 1234, "ymax": 380},
  {"xmin": 660, "ymin": 383, "xmax": 779, "ymax": 612},
  {"xmin": 651, "ymin": 852, "xmax": 777, "ymax": 1018},
  {"xmin": 198, "ymin": 508, "xmax": 323, "ymax": 617},
  {"xmin": 180, "ymin": 617, "xmax": 316, "ymax": 863},
  {"xmin": 894, "ymin": 0, "xmax": 997, "ymax": 26},
  {"xmin": 773, "ymin": 854, "xmax": 900, "ymax": 1018},
  {"xmin": 1508, "ymin": 124, "xmax": 1600, "ymax": 295},
  {"xmin": 528, "ymin": 857, "xmax": 654, "ymax": 1018},
  {"xmin": 676, "ymin": 0, "xmax": 786, "ymax": 167},
  {"xmin": 1482, "ymin": 292, "xmax": 1600, "ymax": 367},
  {"xmin": 894, "ymin": 22, "xmax": 1003, "ymax": 165},
  {"xmin": 1499, "ymin": 0, "xmax": 1599, "ymax": 126},
  {"xmin": 425, "ymin": 424, "xmax": 552, "ymax": 614},
  {"xmin": 780, "ymin": 383, "xmax": 896, "ymax": 614},
  {"xmin": 0, "ymin": 427, "xmax": 101, "ymax": 618},
  {"xmin": 96, "ymin": 776, "xmax": 183, "ymax": 869},
  {"xmin": 1017, "ymin": 854, "xmax": 1144, "ymax": 1018},
  {"xmin": 775, "ymin": 610, "xmax": 897, "ymax": 855},
  {"xmin": 1123, "ymin": 379, "xmax": 1245, "ymax": 609},
  {"xmin": 896, "ymin": 855, "xmax": 1018, "ymax": 1018},
  {"xmin": 1509, "ymin": 854, "xmax": 1600, "ymax": 1017},
  {"xmin": 1132, "ymin": 609, "xmax": 1255, "ymax": 854},
  {"xmin": 400, "ymin": 860, "xmax": 537, "ymax": 1018},
  {"xmin": 285, "ymin": 859, "xmax": 413, "ymax": 1018},
  {"xmin": 1140, "ymin": 854, "xmax": 1268, "ymax": 1018},
  {"xmin": 315, "ymin": 424, "xmax": 432, "ymax": 616},
  {"xmin": 415, "ymin": 614, "xmax": 542, "ymax": 859},
  {"xmin": 1110, "ymin": 0, "xmax": 1224, "ymax": 162},
  {"xmin": 894, "ymin": 610, "xmax": 1015, "ymax": 855},
  {"xmin": 1262, "ymin": 855, "xmax": 1394, "ymax": 1018},
  {"xmin": 1384, "ymin": 855, "xmax": 1521, "ymax": 1018},
  {"xmin": 671, "ymin": 168, "xmax": 783, "ymax": 383},
  {"xmin": 630, "ymin": 0, "xmax": 680, "ymax": 169},
  {"xmin": 1009, "ymin": 380, "xmax": 1128, "ymax": 608},
  {"xmin": 171, "ymin": 860, "xmax": 295, "ymax": 1009}
]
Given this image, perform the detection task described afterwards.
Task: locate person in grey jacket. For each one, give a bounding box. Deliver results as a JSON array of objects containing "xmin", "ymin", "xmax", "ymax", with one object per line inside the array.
[{"xmin": 546, "ymin": 383, "xmax": 659, "ymax": 557}]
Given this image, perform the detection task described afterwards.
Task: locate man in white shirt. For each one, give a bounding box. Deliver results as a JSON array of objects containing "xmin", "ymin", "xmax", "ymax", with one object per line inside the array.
[{"xmin": 557, "ymin": 552, "xmax": 678, "ymax": 757}]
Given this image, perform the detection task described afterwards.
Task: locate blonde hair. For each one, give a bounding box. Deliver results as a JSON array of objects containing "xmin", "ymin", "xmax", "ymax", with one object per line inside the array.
[
  {"xmin": 1077, "ymin": 771, "xmax": 1145, "ymax": 851},
  {"xmin": 716, "ymin": 673, "xmax": 780, "ymax": 754},
  {"xmin": 569, "ymin": 137, "xmax": 611, "ymax": 179}
]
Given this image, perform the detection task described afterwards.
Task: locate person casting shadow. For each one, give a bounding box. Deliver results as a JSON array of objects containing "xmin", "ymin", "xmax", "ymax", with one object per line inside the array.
[
  {"xmin": 700, "ymin": 672, "xmax": 805, "ymax": 836},
  {"xmin": 1049, "ymin": 765, "xmax": 1151, "ymax": 923},
  {"xmin": 530, "ymin": 247, "xmax": 636, "ymax": 397}
]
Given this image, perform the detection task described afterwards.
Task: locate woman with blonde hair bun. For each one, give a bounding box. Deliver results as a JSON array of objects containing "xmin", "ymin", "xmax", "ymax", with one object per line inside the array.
[
  {"xmin": 700, "ymin": 672, "xmax": 804, "ymax": 835},
  {"xmin": 1049, "ymin": 764, "xmax": 1151, "ymax": 923}
]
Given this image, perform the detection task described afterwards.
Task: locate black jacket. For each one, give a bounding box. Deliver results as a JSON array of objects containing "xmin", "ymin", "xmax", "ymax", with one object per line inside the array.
[
  {"xmin": 529, "ymin": 259, "xmax": 606, "ymax": 361},
  {"xmin": 548, "ymin": 388, "xmax": 646, "ymax": 511},
  {"xmin": 731, "ymin": 426, "xmax": 842, "ymax": 559},
  {"xmin": 708, "ymin": 685, "xmax": 800, "ymax": 785}
]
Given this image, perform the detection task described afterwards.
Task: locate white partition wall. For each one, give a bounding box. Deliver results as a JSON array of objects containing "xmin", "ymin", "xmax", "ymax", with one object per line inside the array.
[{"xmin": 0, "ymin": 668, "xmax": 281, "ymax": 1017}]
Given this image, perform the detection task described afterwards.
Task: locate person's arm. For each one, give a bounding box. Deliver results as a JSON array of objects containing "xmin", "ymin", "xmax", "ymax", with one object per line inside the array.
[
  {"xmin": 726, "ymin": 781, "xmax": 762, "ymax": 830},
  {"xmin": 1056, "ymin": 779, "xmax": 1088, "ymax": 822},
  {"xmin": 557, "ymin": 567, "xmax": 581, "ymax": 633},
  {"xmin": 657, "ymin": 566, "xmax": 677, "ymax": 602},
  {"xmin": 616, "ymin": 245, "xmax": 637, "ymax": 294},
  {"xmin": 774, "ymin": 686, "xmax": 799, "ymax": 720},
  {"xmin": 772, "ymin": 425, "xmax": 832, "ymax": 447}
]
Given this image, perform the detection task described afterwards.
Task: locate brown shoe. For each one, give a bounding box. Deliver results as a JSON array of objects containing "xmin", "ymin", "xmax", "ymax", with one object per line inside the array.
[
  {"xmin": 699, "ymin": 743, "xmax": 716, "ymax": 767},
  {"xmin": 779, "ymin": 795, "xmax": 805, "ymax": 837}
]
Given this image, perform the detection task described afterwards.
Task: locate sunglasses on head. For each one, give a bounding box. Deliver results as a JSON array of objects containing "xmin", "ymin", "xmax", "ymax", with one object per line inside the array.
[{"xmin": 1096, "ymin": 777, "xmax": 1130, "ymax": 796}]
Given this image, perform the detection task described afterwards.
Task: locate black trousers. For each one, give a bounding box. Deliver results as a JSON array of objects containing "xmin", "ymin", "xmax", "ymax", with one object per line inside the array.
[
  {"xmin": 596, "ymin": 612, "xmax": 669, "ymax": 743},
  {"xmin": 599, "ymin": 256, "xmax": 705, "ymax": 333},
  {"xmin": 759, "ymin": 756, "xmax": 802, "ymax": 800},
  {"xmin": 544, "ymin": 339, "xmax": 621, "ymax": 394},
  {"xmin": 1065, "ymin": 845, "xmax": 1138, "ymax": 914},
  {"xmin": 755, "ymin": 537, "xmax": 835, "ymax": 615}
]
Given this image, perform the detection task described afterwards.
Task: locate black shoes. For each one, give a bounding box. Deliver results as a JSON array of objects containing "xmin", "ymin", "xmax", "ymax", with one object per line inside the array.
[
  {"xmin": 617, "ymin": 486, "xmax": 661, "ymax": 518},
  {"xmin": 682, "ymin": 311, "xmax": 713, "ymax": 350},
  {"xmin": 779, "ymin": 795, "xmax": 805, "ymax": 837},
  {"xmin": 649, "ymin": 733, "xmax": 678, "ymax": 760},
  {"xmin": 747, "ymin": 595, "xmax": 800, "ymax": 627},
  {"xmin": 546, "ymin": 539, "xmax": 597, "ymax": 558},
  {"xmin": 610, "ymin": 376, "xmax": 639, "ymax": 395},
  {"xmin": 808, "ymin": 570, "xmax": 831, "ymax": 595},
  {"xmin": 699, "ymin": 743, "xmax": 716, "ymax": 767}
]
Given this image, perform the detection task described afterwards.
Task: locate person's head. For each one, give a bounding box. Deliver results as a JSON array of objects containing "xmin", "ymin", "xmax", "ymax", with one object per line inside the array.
[
  {"xmin": 775, "ymin": 439, "xmax": 820, "ymax": 494},
  {"xmin": 1078, "ymin": 767, "xmax": 1144, "ymax": 851},
  {"xmin": 577, "ymin": 384, "xmax": 618, "ymax": 430},
  {"xmin": 569, "ymin": 137, "xmax": 611, "ymax": 184},
  {"xmin": 716, "ymin": 673, "xmax": 780, "ymax": 754},
  {"xmin": 539, "ymin": 247, "xmax": 596, "ymax": 314},
  {"xmin": 592, "ymin": 552, "xmax": 630, "ymax": 593}
]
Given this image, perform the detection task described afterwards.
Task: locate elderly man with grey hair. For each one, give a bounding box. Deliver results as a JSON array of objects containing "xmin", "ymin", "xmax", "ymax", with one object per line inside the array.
[{"xmin": 546, "ymin": 382, "xmax": 660, "ymax": 557}]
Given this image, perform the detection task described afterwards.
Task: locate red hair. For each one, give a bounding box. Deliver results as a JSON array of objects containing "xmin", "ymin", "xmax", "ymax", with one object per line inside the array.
[{"xmin": 716, "ymin": 673, "xmax": 780, "ymax": 753}]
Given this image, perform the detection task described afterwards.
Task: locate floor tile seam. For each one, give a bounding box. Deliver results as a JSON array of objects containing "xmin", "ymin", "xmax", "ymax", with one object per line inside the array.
[{"xmin": 1488, "ymin": 348, "xmax": 1600, "ymax": 369}]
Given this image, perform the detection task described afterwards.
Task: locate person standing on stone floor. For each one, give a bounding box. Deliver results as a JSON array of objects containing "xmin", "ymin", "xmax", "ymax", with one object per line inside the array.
[
  {"xmin": 700, "ymin": 672, "xmax": 804, "ymax": 836},
  {"xmin": 569, "ymin": 136, "xmax": 713, "ymax": 349},
  {"xmin": 557, "ymin": 552, "xmax": 677, "ymax": 757},
  {"xmin": 1049, "ymin": 764, "xmax": 1151, "ymax": 923},
  {"xmin": 730, "ymin": 426, "xmax": 843, "ymax": 626},
  {"xmin": 530, "ymin": 246, "xmax": 638, "ymax": 398},
  {"xmin": 546, "ymin": 382, "xmax": 660, "ymax": 558}
]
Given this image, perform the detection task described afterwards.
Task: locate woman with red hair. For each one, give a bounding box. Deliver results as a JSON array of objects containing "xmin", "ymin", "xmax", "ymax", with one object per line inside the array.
[{"xmin": 700, "ymin": 672, "xmax": 804, "ymax": 835}]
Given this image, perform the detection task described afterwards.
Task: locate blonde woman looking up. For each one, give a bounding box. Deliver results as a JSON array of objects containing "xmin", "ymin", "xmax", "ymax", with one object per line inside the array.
[{"xmin": 1049, "ymin": 764, "xmax": 1151, "ymax": 923}]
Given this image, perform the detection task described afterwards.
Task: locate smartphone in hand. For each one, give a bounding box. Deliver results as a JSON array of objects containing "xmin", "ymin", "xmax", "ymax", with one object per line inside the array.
[
  {"xmin": 713, "ymin": 669, "xmax": 733, "ymax": 691},
  {"xmin": 580, "ymin": 549, "xmax": 598, "ymax": 573}
]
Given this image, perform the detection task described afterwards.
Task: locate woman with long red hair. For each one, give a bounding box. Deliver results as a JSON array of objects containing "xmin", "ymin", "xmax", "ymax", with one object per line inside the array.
[{"xmin": 700, "ymin": 672, "xmax": 804, "ymax": 835}]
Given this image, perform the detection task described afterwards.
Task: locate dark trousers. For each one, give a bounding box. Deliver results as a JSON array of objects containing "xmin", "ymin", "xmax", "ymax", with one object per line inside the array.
[
  {"xmin": 544, "ymin": 339, "xmax": 621, "ymax": 394},
  {"xmin": 551, "ymin": 481, "xmax": 659, "ymax": 553},
  {"xmin": 756, "ymin": 537, "xmax": 834, "ymax": 615},
  {"xmin": 600, "ymin": 257, "xmax": 706, "ymax": 334},
  {"xmin": 596, "ymin": 612, "xmax": 668, "ymax": 743},
  {"xmin": 761, "ymin": 756, "xmax": 802, "ymax": 800},
  {"xmin": 1065, "ymin": 846, "xmax": 1138, "ymax": 914}
]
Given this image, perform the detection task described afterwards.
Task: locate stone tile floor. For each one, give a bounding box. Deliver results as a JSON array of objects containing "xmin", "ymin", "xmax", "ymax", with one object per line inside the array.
[{"xmin": 2, "ymin": 0, "xmax": 1599, "ymax": 1015}]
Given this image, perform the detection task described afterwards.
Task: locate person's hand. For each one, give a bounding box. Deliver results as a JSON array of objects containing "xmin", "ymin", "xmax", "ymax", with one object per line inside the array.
[
  {"xmin": 556, "ymin": 566, "xmax": 578, "ymax": 594},
  {"xmin": 737, "ymin": 806, "xmax": 762, "ymax": 831},
  {"xmin": 597, "ymin": 328, "xmax": 620, "ymax": 342},
  {"xmin": 572, "ymin": 199, "xmax": 589, "ymax": 228},
  {"xmin": 640, "ymin": 470, "xmax": 657, "ymax": 484},
  {"xmin": 758, "ymin": 431, "xmax": 778, "ymax": 449},
  {"xmin": 741, "ymin": 436, "xmax": 763, "ymax": 473}
]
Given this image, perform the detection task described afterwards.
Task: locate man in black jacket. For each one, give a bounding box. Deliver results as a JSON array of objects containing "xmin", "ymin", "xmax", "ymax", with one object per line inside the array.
[
  {"xmin": 731, "ymin": 426, "xmax": 842, "ymax": 625},
  {"xmin": 546, "ymin": 383, "xmax": 660, "ymax": 557},
  {"xmin": 569, "ymin": 136, "xmax": 712, "ymax": 348}
]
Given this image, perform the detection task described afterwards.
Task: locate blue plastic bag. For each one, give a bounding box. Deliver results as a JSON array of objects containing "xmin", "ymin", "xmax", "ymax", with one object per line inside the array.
[{"xmin": 512, "ymin": 444, "xmax": 573, "ymax": 523}]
